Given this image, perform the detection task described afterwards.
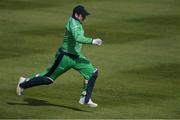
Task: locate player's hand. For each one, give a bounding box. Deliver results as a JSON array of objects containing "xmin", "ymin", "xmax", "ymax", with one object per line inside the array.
[{"xmin": 92, "ymin": 38, "xmax": 102, "ymax": 46}]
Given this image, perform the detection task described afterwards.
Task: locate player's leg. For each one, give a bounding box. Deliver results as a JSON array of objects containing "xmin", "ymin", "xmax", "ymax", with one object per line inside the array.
[
  {"xmin": 16, "ymin": 65, "xmax": 55, "ymax": 96},
  {"xmin": 73, "ymin": 55, "xmax": 98, "ymax": 107},
  {"xmin": 16, "ymin": 53, "xmax": 74, "ymax": 96}
]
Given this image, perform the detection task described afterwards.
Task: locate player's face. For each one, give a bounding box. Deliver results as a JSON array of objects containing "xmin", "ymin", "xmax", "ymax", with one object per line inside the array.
[{"xmin": 75, "ymin": 13, "xmax": 86, "ymax": 22}]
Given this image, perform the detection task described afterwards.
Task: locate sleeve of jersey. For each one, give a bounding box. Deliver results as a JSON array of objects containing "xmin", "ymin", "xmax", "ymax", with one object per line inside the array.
[{"xmin": 70, "ymin": 24, "xmax": 92, "ymax": 44}]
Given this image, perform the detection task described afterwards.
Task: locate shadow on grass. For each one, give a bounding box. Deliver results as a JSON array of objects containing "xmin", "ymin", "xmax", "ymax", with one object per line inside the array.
[{"xmin": 7, "ymin": 98, "xmax": 90, "ymax": 112}]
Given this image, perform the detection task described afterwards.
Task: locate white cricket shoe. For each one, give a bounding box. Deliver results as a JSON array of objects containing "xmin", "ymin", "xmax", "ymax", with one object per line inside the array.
[
  {"xmin": 79, "ymin": 96, "xmax": 98, "ymax": 107},
  {"xmin": 16, "ymin": 77, "xmax": 26, "ymax": 96}
]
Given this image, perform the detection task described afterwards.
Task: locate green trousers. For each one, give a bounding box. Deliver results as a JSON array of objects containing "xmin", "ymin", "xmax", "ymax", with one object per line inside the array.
[
  {"xmin": 32, "ymin": 49, "xmax": 96, "ymax": 95},
  {"xmin": 38, "ymin": 51, "xmax": 95, "ymax": 80}
]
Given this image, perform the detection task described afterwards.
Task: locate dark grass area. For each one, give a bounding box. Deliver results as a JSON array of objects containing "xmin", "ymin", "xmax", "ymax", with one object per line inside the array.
[{"xmin": 0, "ymin": 0, "xmax": 180, "ymax": 119}]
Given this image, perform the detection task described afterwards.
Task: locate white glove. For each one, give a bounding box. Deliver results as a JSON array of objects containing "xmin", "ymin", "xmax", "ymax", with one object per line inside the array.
[{"xmin": 92, "ymin": 38, "xmax": 102, "ymax": 46}]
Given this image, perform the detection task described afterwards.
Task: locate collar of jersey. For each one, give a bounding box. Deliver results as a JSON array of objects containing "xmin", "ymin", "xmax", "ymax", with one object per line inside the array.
[{"xmin": 71, "ymin": 16, "xmax": 82, "ymax": 24}]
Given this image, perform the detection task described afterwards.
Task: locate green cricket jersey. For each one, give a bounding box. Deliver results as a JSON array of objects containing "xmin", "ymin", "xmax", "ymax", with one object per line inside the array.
[{"xmin": 61, "ymin": 17, "xmax": 93, "ymax": 55}]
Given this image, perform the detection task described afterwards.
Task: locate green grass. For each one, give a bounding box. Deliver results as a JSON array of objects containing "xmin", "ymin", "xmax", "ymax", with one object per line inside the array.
[{"xmin": 0, "ymin": 0, "xmax": 180, "ymax": 119}]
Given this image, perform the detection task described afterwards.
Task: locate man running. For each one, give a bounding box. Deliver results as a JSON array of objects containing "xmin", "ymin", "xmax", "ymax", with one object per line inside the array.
[{"xmin": 16, "ymin": 5, "xmax": 102, "ymax": 108}]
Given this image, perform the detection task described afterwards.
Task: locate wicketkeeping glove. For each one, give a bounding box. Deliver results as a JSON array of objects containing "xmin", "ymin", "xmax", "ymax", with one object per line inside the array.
[{"xmin": 92, "ymin": 38, "xmax": 102, "ymax": 46}]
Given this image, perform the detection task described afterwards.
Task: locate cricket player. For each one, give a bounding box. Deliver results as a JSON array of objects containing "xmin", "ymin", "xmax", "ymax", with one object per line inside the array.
[{"xmin": 16, "ymin": 5, "xmax": 102, "ymax": 107}]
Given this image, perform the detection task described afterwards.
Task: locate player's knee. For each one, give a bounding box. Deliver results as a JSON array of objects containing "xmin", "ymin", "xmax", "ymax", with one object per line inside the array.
[
  {"xmin": 89, "ymin": 69, "xmax": 98, "ymax": 81},
  {"xmin": 92, "ymin": 69, "xmax": 98, "ymax": 78},
  {"xmin": 43, "ymin": 77, "xmax": 53, "ymax": 85}
]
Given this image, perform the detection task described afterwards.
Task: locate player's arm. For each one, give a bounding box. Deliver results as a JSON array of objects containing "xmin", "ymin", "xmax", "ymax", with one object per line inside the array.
[{"xmin": 71, "ymin": 25, "xmax": 93, "ymax": 44}]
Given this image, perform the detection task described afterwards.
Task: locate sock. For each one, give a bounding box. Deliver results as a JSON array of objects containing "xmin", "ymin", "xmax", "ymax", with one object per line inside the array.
[
  {"xmin": 20, "ymin": 76, "xmax": 53, "ymax": 89},
  {"xmin": 80, "ymin": 80, "xmax": 88, "ymax": 97}
]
